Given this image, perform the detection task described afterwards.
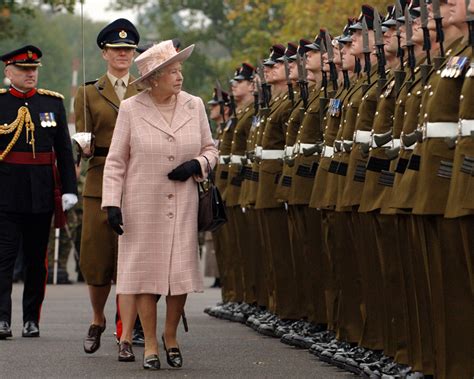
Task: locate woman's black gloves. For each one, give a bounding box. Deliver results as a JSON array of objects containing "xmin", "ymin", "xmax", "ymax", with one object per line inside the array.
[
  {"xmin": 167, "ymin": 159, "xmax": 202, "ymax": 181},
  {"xmin": 107, "ymin": 206, "xmax": 124, "ymax": 235}
]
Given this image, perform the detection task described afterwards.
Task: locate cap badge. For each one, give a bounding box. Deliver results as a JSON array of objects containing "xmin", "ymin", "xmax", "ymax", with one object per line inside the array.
[
  {"xmin": 119, "ymin": 30, "xmax": 127, "ymax": 39},
  {"xmin": 27, "ymin": 50, "xmax": 33, "ymax": 59}
]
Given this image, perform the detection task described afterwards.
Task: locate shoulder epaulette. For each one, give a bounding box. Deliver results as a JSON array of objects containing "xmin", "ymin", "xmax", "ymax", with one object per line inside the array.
[
  {"xmin": 85, "ymin": 79, "xmax": 99, "ymax": 86},
  {"xmin": 37, "ymin": 88, "xmax": 65, "ymax": 99},
  {"xmin": 0, "ymin": 88, "xmax": 7, "ymax": 94}
]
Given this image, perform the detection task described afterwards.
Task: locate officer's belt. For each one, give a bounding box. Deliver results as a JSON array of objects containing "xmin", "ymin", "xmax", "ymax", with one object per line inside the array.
[
  {"xmin": 219, "ymin": 155, "xmax": 230, "ymax": 164},
  {"xmin": 230, "ymin": 155, "xmax": 245, "ymax": 164},
  {"xmin": 425, "ymin": 122, "xmax": 458, "ymax": 138},
  {"xmin": 94, "ymin": 146, "xmax": 109, "ymax": 157},
  {"xmin": 0, "ymin": 151, "xmax": 55, "ymax": 165},
  {"xmin": 261, "ymin": 149, "xmax": 284, "ymax": 160},
  {"xmin": 353, "ymin": 130, "xmax": 371, "ymax": 144},
  {"xmin": 460, "ymin": 119, "xmax": 474, "ymax": 137},
  {"xmin": 366, "ymin": 156, "xmax": 391, "ymax": 173},
  {"xmin": 392, "ymin": 138, "xmax": 401, "ymax": 149},
  {"xmin": 323, "ymin": 146, "xmax": 334, "ymax": 158}
]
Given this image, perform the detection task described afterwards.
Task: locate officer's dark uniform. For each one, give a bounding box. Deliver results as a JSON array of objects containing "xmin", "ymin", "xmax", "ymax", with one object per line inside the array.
[{"xmin": 0, "ymin": 45, "xmax": 77, "ymax": 339}]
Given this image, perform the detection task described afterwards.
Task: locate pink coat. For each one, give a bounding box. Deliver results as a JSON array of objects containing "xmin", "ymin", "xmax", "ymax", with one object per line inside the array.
[{"xmin": 102, "ymin": 90, "xmax": 218, "ymax": 295}]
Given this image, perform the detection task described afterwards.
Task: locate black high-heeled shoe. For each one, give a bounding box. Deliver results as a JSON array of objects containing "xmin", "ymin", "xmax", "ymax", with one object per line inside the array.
[
  {"xmin": 161, "ymin": 335, "xmax": 183, "ymax": 368},
  {"xmin": 143, "ymin": 354, "xmax": 160, "ymax": 370}
]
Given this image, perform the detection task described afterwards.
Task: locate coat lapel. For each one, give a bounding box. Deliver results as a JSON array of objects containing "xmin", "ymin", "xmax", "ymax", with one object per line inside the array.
[
  {"xmin": 171, "ymin": 92, "xmax": 192, "ymax": 133},
  {"xmin": 97, "ymin": 75, "xmax": 120, "ymax": 109},
  {"xmin": 137, "ymin": 91, "xmax": 173, "ymax": 135}
]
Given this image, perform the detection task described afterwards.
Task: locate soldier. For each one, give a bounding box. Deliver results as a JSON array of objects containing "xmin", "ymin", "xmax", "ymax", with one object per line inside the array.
[
  {"xmin": 0, "ymin": 45, "xmax": 77, "ymax": 339},
  {"xmin": 73, "ymin": 18, "xmax": 144, "ymax": 353},
  {"xmin": 410, "ymin": 0, "xmax": 473, "ymax": 376},
  {"xmin": 207, "ymin": 88, "xmax": 233, "ymax": 305}
]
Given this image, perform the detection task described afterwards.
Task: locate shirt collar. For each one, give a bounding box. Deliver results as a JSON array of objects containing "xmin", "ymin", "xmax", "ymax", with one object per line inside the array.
[{"xmin": 107, "ymin": 72, "xmax": 130, "ymax": 87}]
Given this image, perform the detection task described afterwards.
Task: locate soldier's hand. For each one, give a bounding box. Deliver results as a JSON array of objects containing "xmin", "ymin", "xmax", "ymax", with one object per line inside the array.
[
  {"xmin": 167, "ymin": 159, "xmax": 202, "ymax": 181},
  {"xmin": 106, "ymin": 206, "xmax": 124, "ymax": 235}
]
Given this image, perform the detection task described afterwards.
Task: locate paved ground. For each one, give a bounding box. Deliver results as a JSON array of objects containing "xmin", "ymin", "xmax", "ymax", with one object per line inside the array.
[{"xmin": 0, "ymin": 280, "xmax": 354, "ymax": 378}]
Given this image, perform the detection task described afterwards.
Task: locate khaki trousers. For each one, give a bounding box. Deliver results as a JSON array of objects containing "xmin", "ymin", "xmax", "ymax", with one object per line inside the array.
[{"xmin": 260, "ymin": 207, "xmax": 299, "ymax": 319}]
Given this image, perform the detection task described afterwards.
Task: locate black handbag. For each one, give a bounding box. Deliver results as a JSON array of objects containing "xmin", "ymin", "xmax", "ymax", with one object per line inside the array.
[{"xmin": 198, "ymin": 157, "xmax": 227, "ymax": 232}]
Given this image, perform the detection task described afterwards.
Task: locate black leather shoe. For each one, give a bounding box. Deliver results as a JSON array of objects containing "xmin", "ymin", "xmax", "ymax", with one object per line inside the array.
[
  {"xmin": 118, "ymin": 341, "xmax": 135, "ymax": 362},
  {"xmin": 22, "ymin": 321, "xmax": 39, "ymax": 337},
  {"xmin": 143, "ymin": 354, "xmax": 160, "ymax": 370},
  {"xmin": 162, "ymin": 335, "xmax": 182, "ymax": 368},
  {"xmin": 83, "ymin": 321, "xmax": 106, "ymax": 354},
  {"xmin": 132, "ymin": 327, "xmax": 145, "ymax": 346},
  {"xmin": 0, "ymin": 321, "xmax": 12, "ymax": 339}
]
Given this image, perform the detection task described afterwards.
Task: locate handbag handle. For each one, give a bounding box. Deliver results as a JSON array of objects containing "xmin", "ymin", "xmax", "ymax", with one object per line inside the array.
[{"xmin": 201, "ymin": 155, "xmax": 215, "ymax": 185}]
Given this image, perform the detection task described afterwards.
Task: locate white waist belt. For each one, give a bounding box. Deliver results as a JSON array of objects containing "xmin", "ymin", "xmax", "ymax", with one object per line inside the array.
[
  {"xmin": 261, "ymin": 149, "xmax": 285, "ymax": 160},
  {"xmin": 371, "ymin": 133, "xmax": 392, "ymax": 148},
  {"xmin": 460, "ymin": 119, "xmax": 474, "ymax": 137},
  {"xmin": 354, "ymin": 130, "xmax": 372, "ymax": 144},
  {"xmin": 425, "ymin": 122, "xmax": 458, "ymax": 138},
  {"xmin": 323, "ymin": 145, "xmax": 334, "ymax": 158},
  {"xmin": 255, "ymin": 146, "xmax": 263, "ymax": 158},
  {"xmin": 230, "ymin": 155, "xmax": 245, "ymax": 164},
  {"xmin": 298, "ymin": 143, "xmax": 316, "ymax": 154},
  {"xmin": 219, "ymin": 155, "xmax": 230, "ymax": 164},
  {"xmin": 392, "ymin": 138, "xmax": 401, "ymax": 149},
  {"xmin": 284, "ymin": 145, "xmax": 294, "ymax": 156}
]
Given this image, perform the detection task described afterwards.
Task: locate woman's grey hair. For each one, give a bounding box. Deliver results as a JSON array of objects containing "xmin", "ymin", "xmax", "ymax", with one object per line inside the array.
[{"xmin": 142, "ymin": 69, "xmax": 165, "ymax": 88}]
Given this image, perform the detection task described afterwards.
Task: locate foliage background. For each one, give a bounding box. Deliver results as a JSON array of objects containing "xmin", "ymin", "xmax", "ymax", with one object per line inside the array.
[{"xmin": 0, "ymin": 0, "xmax": 389, "ymax": 114}]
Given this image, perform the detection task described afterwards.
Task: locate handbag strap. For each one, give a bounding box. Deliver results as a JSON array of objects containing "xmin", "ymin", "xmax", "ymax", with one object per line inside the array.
[{"xmin": 201, "ymin": 155, "xmax": 215, "ymax": 185}]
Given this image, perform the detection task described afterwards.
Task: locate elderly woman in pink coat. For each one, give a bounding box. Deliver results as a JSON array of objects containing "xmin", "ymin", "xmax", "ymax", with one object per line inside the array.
[{"xmin": 102, "ymin": 40, "xmax": 218, "ymax": 370}]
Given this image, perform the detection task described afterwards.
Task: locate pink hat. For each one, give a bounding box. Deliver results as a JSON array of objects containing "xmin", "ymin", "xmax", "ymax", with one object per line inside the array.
[{"xmin": 130, "ymin": 40, "xmax": 194, "ymax": 85}]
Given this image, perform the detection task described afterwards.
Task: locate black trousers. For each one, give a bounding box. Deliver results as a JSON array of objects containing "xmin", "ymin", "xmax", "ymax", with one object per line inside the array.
[{"xmin": 0, "ymin": 211, "xmax": 53, "ymax": 324}]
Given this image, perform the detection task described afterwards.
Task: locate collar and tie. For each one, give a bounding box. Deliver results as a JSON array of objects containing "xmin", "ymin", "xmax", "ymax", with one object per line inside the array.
[{"xmin": 114, "ymin": 78, "xmax": 126, "ymax": 101}]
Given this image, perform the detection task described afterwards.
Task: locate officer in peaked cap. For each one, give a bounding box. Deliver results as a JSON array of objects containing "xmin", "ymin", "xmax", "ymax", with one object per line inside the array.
[
  {"xmin": 0, "ymin": 45, "xmax": 77, "ymax": 339},
  {"xmin": 96, "ymin": 18, "xmax": 140, "ymax": 49},
  {"xmin": 263, "ymin": 44, "xmax": 286, "ymax": 66},
  {"xmin": 349, "ymin": 4, "xmax": 376, "ymax": 30},
  {"xmin": 276, "ymin": 42, "xmax": 298, "ymax": 62},
  {"xmin": 74, "ymin": 18, "xmax": 144, "ymax": 354},
  {"xmin": 233, "ymin": 62, "xmax": 255, "ymax": 81}
]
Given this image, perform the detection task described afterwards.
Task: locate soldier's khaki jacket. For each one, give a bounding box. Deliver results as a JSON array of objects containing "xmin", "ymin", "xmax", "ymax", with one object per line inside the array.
[
  {"xmin": 413, "ymin": 40, "xmax": 468, "ymax": 215},
  {"xmin": 340, "ymin": 66, "xmax": 379, "ymax": 208},
  {"xmin": 445, "ymin": 46, "xmax": 474, "ymax": 217},
  {"xmin": 74, "ymin": 74, "xmax": 140, "ymax": 198},
  {"xmin": 255, "ymin": 92, "xmax": 292, "ymax": 209},
  {"xmin": 226, "ymin": 104, "xmax": 254, "ymax": 207}
]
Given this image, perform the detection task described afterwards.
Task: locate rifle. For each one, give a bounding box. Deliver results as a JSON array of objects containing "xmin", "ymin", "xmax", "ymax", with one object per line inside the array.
[
  {"xmin": 374, "ymin": 9, "xmax": 387, "ymax": 96},
  {"xmin": 420, "ymin": 0, "xmax": 433, "ymax": 85},
  {"xmin": 394, "ymin": 0, "xmax": 406, "ymax": 94},
  {"xmin": 405, "ymin": 7, "xmax": 416, "ymax": 83},
  {"xmin": 257, "ymin": 62, "xmax": 271, "ymax": 110},
  {"xmin": 227, "ymin": 76, "xmax": 238, "ymax": 127},
  {"xmin": 283, "ymin": 55, "xmax": 295, "ymax": 106},
  {"xmin": 253, "ymin": 74, "xmax": 260, "ymax": 116},
  {"xmin": 215, "ymin": 79, "xmax": 227, "ymax": 129},
  {"xmin": 432, "ymin": 0, "xmax": 445, "ymax": 69},
  {"xmin": 296, "ymin": 51, "xmax": 309, "ymax": 114},
  {"xmin": 325, "ymin": 33, "xmax": 338, "ymax": 94},
  {"xmin": 361, "ymin": 18, "xmax": 372, "ymax": 93}
]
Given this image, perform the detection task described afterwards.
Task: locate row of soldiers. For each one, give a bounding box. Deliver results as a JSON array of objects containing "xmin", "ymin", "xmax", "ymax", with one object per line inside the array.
[{"xmin": 205, "ymin": 0, "xmax": 473, "ymax": 378}]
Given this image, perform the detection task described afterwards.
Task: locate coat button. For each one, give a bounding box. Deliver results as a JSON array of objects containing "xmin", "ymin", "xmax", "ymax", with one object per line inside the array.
[
  {"xmin": 169, "ymin": 156, "xmax": 174, "ymax": 161},
  {"xmin": 168, "ymin": 137, "xmax": 174, "ymax": 142},
  {"xmin": 168, "ymin": 194, "xmax": 174, "ymax": 200},
  {"xmin": 167, "ymin": 212, "xmax": 174, "ymax": 218}
]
